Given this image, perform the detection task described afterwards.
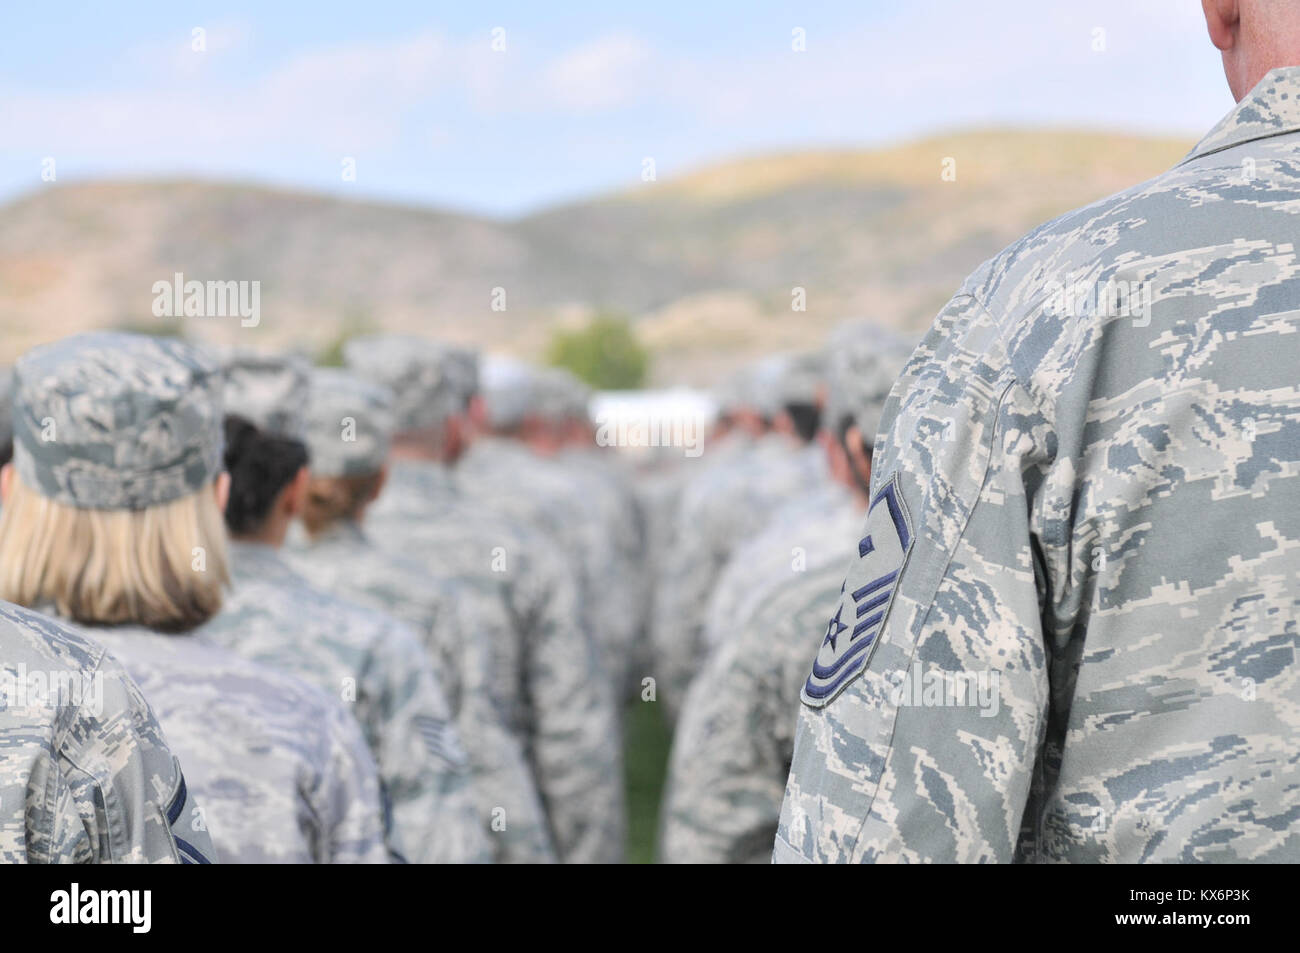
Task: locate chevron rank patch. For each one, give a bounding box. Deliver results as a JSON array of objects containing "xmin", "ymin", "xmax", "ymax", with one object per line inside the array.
[{"xmin": 801, "ymin": 472, "xmax": 913, "ymax": 708}]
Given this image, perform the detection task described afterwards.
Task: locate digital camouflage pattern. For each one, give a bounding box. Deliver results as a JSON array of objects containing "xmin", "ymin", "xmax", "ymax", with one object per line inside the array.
[
  {"xmin": 662, "ymin": 497, "xmax": 860, "ymax": 864},
  {"xmin": 11, "ymin": 332, "xmax": 224, "ymax": 510},
  {"xmin": 777, "ymin": 67, "xmax": 1300, "ymax": 864},
  {"xmin": 220, "ymin": 350, "xmax": 310, "ymax": 440},
  {"xmin": 665, "ymin": 312, "xmax": 907, "ymax": 862},
  {"xmin": 822, "ymin": 322, "xmax": 917, "ymax": 443},
  {"xmin": 774, "ymin": 349, "xmax": 827, "ymax": 407},
  {"xmin": 86, "ymin": 625, "xmax": 390, "ymax": 864},
  {"xmin": 366, "ymin": 459, "xmax": 626, "ymax": 863},
  {"xmin": 703, "ymin": 482, "xmax": 853, "ymax": 657},
  {"xmin": 528, "ymin": 367, "xmax": 649, "ymax": 695},
  {"xmin": 0, "ymin": 599, "xmax": 216, "ymax": 863},
  {"xmin": 343, "ymin": 335, "xmax": 473, "ymax": 431},
  {"xmin": 556, "ymin": 444, "xmax": 649, "ymax": 696},
  {"xmin": 201, "ymin": 541, "xmax": 496, "ymax": 863},
  {"xmin": 457, "ymin": 436, "xmax": 631, "ymax": 686},
  {"xmin": 304, "ymin": 332, "xmax": 623, "ymax": 862},
  {"xmin": 284, "ymin": 517, "xmax": 542, "ymax": 863},
  {"xmin": 303, "ymin": 368, "xmax": 394, "ymax": 478},
  {"xmin": 652, "ymin": 433, "xmax": 828, "ymax": 722}
]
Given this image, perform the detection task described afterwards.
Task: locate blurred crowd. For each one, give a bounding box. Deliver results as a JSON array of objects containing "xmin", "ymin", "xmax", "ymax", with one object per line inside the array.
[{"xmin": 0, "ymin": 320, "xmax": 912, "ymax": 864}]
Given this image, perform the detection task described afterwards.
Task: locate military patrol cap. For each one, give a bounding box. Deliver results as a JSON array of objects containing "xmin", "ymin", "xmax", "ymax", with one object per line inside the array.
[
  {"xmin": 714, "ymin": 367, "xmax": 752, "ymax": 416},
  {"xmin": 343, "ymin": 335, "xmax": 476, "ymax": 432},
  {"xmin": 304, "ymin": 368, "xmax": 394, "ymax": 477},
  {"xmin": 748, "ymin": 355, "xmax": 791, "ymax": 419},
  {"xmin": 437, "ymin": 345, "xmax": 480, "ymax": 408},
  {"xmin": 11, "ymin": 332, "xmax": 224, "ymax": 511},
  {"xmin": 825, "ymin": 322, "xmax": 914, "ymax": 444},
  {"xmin": 777, "ymin": 349, "xmax": 827, "ymax": 407},
  {"xmin": 221, "ymin": 350, "xmax": 310, "ymax": 440},
  {"xmin": 532, "ymin": 367, "xmax": 591, "ymax": 422},
  {"xmin": 480, "ymin": 355, "xmax": 537, "ymax": 430}
]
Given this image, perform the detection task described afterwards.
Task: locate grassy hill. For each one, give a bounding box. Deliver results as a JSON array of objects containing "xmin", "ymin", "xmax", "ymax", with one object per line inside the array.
[{"xmin": 0, "ymin": 128, "xmax": 1192, "ymax": 382}]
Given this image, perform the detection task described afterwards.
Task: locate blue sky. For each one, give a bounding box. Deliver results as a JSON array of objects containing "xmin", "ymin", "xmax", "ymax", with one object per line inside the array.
[{"xmin": 1, "ymin": 1, "xmax": 1233, "ymax": 217}]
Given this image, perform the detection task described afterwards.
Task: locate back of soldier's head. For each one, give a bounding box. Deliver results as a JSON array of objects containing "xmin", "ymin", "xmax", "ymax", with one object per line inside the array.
[
  {"xmin": 299, "ymin": 367, "xmax": 394, "ymax": 535},
  {"xmin": 219, "ymin": 352, "xmax": 311, "ymax": 539},
  {"xmin": 343, "ymin": 335, "xmax": 479, "ymax": 459},
  {"xmin": 0, "ymin": 332, "xmax": 229, "ymax": 632}
]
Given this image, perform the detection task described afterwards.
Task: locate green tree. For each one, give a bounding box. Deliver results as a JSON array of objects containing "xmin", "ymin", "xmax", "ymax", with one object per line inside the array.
[
  {"xmin": 316, "ymin": 309, "xmax": 377, "ymax": 367},
  {"xmin": 546, "ymin": 314, "xmax": 648, "ymax": 390}
]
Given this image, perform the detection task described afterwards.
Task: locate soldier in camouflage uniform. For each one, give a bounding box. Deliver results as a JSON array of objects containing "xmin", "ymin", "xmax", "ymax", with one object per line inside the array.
[
  {"xmin": 461, "ymin": 359, "xmax": 633, "ymax": 687},
  {"xmin": 206, "ymin": 353, "xmax": 494, "ymax": 863},
  {"xmin": 284, "ymin": 365, "xmax": 573, "ymax": 862},
  {"xmin": 702, "ymin": 482, "xmax": 854, "ymax": 660},
  {"xmin": 0, "ymin": 598, "xmax": 216, "ymax": 863},
  {"xmin": 661, "ymin": 326, "xmax": 906, "ymax": 863},
  {"xmin": 342, "ymin": 338, "xmax": 626, "ymax": 864},
  {"xmin": 777, "ymin": 51, "xmax": 1300, "ymax": 863},
  {"xmin": 530, "ymin": 367, "xmax": 648, "ymax": 697},
  {"xmin": 695, "ymin": 347, "xmax": 845, "ymax": 655},
  {"xmin": 0, "ymin": 332, "xmax": 389, "ymax": 864},
  {"xmin": 634, "ymin": 366, "xmax": 763, "ymax": 679},
  {"xmin": 652, "ymin": 354, "xmax": 829, "ymax": 723}
]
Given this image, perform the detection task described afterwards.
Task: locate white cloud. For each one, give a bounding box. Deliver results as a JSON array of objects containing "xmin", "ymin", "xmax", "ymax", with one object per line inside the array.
[
  {"xmin": 540, "ymin": 34, "xmax": 653, "ymax": 111},
  {"xmin": 0, "ymin": 2, "xmax": 1238, "ymax": 212}
]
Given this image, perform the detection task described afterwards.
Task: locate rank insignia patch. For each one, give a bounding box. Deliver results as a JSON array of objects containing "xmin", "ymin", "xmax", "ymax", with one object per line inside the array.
[{"xmin": 801, "ymin": 472, "xmax": 913, "ymax": 708}]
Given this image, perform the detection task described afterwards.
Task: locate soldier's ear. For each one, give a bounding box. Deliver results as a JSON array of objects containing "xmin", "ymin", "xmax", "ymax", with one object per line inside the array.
[
  {"xmin": 844, "ymin": 424, "xmax": 873, "ymax": 493},
  {"xmin": 370, "ymin": 464, "xmax": 389, "ymax": 504},
  {"xmin": 213, "ymin": 472, "xmax": 231, "ymax": 514},
  {"xmin": 0, "ymin": 463, "xmax": 12, "ymax": 505},
  {"xmin": 467, "ymin": 394, "xmax": 488, "ymax": 432},
  {"xmin": 1203, "ymin": 0, "xmax": 1239, "ymax": 52},
  {"xmin": 282, "ymin": 465, "xmax": 310, "ymax": 517}
]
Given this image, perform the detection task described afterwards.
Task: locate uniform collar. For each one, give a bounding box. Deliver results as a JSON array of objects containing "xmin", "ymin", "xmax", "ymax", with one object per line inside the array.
[
  {"xmin": 227, "ymin": 539, "xmax": 294, "ymax": 581},
  {"xmin": 1183, "ymin": 65, "xmax": 1300, "ymax": 164}
]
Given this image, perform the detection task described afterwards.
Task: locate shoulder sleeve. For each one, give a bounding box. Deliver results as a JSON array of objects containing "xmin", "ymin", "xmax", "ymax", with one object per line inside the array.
[
  {"xmin": 513, "ymin": 535, "xmax": 626, "ymax": 863},
  {"xmin": 777, "ymin": 291, "xmax": 1055, "ymax": 863},
  {"xmin": 661, "ymin": 620, "xmax": 789, "ymax": 864},
  {"xmin": 308, "ymin": 690, "xmax": 392, "ymax": 864},
  {"xmin": 57, "ymin": 650, "xmax": 218, "ymax": 864},
  {"xmin": 367, "ymin": 612, "xmax": 492, "ymax": 864}
]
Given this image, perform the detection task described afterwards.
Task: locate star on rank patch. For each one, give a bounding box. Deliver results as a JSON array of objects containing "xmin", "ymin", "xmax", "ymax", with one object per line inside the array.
[{"xmin": 802, "ymin": 471, "xmax": 913, "ymax": 708}]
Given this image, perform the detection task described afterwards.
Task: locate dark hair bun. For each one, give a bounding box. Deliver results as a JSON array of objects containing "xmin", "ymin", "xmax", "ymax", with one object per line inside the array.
[{"xmin": 221, "ymin": 414, "xmax": 308, "ymax": 536}]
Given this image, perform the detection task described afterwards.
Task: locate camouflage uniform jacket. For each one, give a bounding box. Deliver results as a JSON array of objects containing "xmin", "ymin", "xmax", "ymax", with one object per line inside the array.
[
  {"xmin": 0, "ymin": 600, "xmax": 216, "ymax": 863},
  {"xmin": 653, "ymin": 435, "xmax": 827, "ymax": 722},
  {"xmin": 778, "ymin": 67, "xmax": 1300, "ymax": 863},
  {"xmin": 364, "ymin": 459, "xmax": 626, "ymax": 863},
  {"xmin": 282, "ymin": 517, "xmax": 543, "ymax": 863},
  {"xmin": 661, "ymin": 496, "xmax": 861, "ymax": 863},
  {"xmin": 704, "ymin": 482, "xmax": 854, "ymax": 656},
  {"xmin": 85, "ymin": 625, "xmax": 390, "ymax": 864},
  {"xmin": 201, "ymin": 540, "xmax": 494, "ymax": 863}
]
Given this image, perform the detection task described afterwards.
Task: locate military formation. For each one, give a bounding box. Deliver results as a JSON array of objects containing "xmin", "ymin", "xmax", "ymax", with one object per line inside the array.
[{"xmin": 2, "ymin": 64, "xmax": 1299, "ymax": 866}]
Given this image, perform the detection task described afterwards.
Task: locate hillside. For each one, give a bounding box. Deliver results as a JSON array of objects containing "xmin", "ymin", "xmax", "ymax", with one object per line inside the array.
[{"xmin": 0, "ymin": 128, "xmax": 1192, "ymax": 384}]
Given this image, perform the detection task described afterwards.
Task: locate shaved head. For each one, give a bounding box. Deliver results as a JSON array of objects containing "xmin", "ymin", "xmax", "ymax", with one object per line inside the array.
[{"xmin": 1204, "ymin": 0, "xmax": 1300, "ymax": 99}]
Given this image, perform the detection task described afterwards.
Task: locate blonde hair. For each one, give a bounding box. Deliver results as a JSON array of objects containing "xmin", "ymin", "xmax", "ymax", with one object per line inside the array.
[
  {"xmin": 300, "ymin": 473, "xmax": 383, "ymax": 538},
  {"xmin": 0, "ymin": 472, "xmax": 229, "ymax": 632}
]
